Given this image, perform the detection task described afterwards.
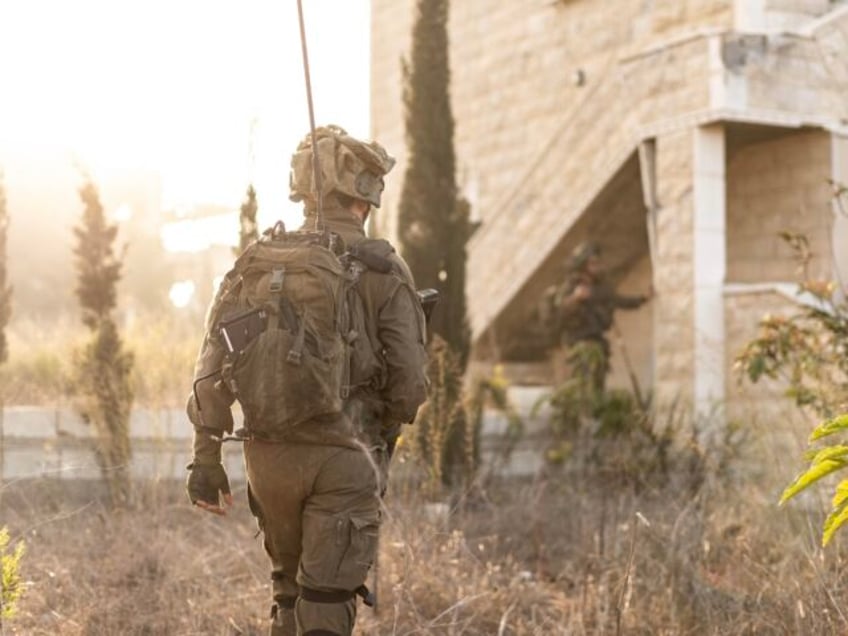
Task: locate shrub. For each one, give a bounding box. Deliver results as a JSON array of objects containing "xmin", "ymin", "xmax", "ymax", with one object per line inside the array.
[
  {"xmin": 736, "ymin": 206, "xmax": 848, "ymax": 544},
  {"xmin": 0, "ymin": 526, "xmax": 25, "ymax": 622}
]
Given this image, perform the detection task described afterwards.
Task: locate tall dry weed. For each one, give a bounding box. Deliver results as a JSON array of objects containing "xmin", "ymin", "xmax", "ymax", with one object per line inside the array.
[
  {"xmin": 5, "ymin": 452, "xmax": 848, "ymax": 635},
  {"xmin": 0, "ymin": 312, "xmax": 197, "ymax": 408}
]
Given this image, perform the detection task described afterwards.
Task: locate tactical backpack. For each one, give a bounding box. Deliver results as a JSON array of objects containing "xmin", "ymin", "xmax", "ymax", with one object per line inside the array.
[{"xmin": 207, "ymin": 221, "xmax": 389, "ymax": 436}]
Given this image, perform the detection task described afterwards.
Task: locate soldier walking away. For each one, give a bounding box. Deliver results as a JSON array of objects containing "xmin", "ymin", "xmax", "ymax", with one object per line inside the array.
[
  {"xmin": 185, "ymin": 126, "xmax": 429, "ymax": 636},
  {"xmin": 550, "ymin": 241, "xmax": 650, "ymax": 394}
]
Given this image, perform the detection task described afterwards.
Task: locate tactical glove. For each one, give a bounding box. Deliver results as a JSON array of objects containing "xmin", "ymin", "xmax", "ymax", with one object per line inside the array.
[{"xmin": 186, "ymin": 462, "xmax": 231, "ymax": 507}]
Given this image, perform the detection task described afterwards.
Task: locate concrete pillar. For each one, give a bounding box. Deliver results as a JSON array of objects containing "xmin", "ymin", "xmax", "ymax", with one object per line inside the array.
[
  {"xmin": 652, "ymin": 130, "xmax": 696, "ymax": 408},
  {"xmin": 693, "ymin": 125, "xmax": 727, "ymax": 419},
  {"xmin": 832, "ymin": 134, "xmax": 848, "ymax": 299},
  {"xmin": 652, "ymin": 126, "xmax": 728, "ymax": 422}
]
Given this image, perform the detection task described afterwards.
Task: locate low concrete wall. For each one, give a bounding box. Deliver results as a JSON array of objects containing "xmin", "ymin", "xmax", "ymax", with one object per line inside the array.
[
  {"xmin": 0, "ymin": 392, "xmax": 554, "ymax": 482},
  {"xmin": 0, "ymin": 407, "xmax": 246, "ymax": 482}
]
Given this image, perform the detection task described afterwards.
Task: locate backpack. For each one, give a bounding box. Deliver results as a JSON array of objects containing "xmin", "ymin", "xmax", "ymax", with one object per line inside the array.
[{"xmin": 208, "ymin": 222, "xmax": 389, "ymax": 436}]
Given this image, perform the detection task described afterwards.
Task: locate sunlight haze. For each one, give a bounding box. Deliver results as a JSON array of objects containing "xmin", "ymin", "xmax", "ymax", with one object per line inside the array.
[{"xmin": 0, "ymin": 0, "xmax": 371, "ymax": 231}]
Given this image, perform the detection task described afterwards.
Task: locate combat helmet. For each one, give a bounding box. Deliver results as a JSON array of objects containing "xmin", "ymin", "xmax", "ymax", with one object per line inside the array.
[
  {"xmin": 568, "ymin": 240, "xmax": 601, "ymax": 271},
  {"xmin": 289, "ymin": 125, "xmax": 396, "ymax": 208}
]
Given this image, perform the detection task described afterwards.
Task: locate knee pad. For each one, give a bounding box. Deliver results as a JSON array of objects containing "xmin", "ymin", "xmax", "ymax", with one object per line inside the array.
[
  {"xmin": 299, "ymin": 585, "xmax": 374, "ymax": 607},
  {"xmin": 299, "ymin": 587, "xmax": 355, "ymax": 604}
]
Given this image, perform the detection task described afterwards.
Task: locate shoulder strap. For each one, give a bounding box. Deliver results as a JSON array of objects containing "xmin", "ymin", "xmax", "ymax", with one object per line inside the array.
[{"xmin": 347, "ymin": 238, "xmax": 395, "ymax": 274}]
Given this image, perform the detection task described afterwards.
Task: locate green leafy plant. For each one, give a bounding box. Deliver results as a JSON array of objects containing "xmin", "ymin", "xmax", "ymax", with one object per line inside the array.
[
  {"xmin": 0, "ymin": 526, "xmax": 25, "ymax": 622},
  {"xmin": 780, "ymin": 414, "xmax": 848, "ymax": 545},
  {"xmin": 412, "ymin": 336, "xmax": 472, "ymax": 497},
  {"xmin": 535, "ymin": 340, "xmax": 680, "ymax": 484},
  {"xmin": 736, "ymin": 232, "xmax": 848, "ymax": 419},
  {"xmin": 736, "ymin": 192, "xmax": 848, "ymax": 545}
]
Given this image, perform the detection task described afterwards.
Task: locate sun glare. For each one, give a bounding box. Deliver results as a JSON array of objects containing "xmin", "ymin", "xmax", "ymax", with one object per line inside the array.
[
  {"xmin": 112, "ymin": 204, "xmax": 133, "ymax": 222},
  {"xmin": 0, "ymin": 0, "xmax": 371, "ymax": 227},
  {"xmin": 161, "ymin": 214, "xmax": 239, "ymax": 254},
  {"xmin": 169, "ymin": 280, "xmax": 197, "ymax": 309}
]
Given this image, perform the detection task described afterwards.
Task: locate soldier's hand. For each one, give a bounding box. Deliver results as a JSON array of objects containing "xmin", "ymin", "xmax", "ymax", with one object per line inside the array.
[
  {"xmin": 573, "ymin": 284, "xmax": 591, "ymax": 301},
  {"xmin": 186, "ymin": 462, "xmax": 234, "ymax": 516}
]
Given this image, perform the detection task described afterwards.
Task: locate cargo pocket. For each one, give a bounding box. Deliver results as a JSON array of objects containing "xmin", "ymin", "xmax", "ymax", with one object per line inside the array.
[
  {"xmin": 300, "ymin": 514, "xmax": 350, "ymax": 588},
  {"xmin": 335, "ymin": 513, "xmax": 380, "ymax": 590}
]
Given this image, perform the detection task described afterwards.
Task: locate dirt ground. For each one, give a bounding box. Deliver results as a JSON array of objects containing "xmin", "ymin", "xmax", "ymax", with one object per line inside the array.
[{"xmin": 3, "ymin": 461, "xmax": 848, "ymax": 635}]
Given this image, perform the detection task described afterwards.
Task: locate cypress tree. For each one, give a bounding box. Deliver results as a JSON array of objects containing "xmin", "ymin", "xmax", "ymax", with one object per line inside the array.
[
  {"xmin": 74, "ymin": 181, "xmax": 121, "ymax": 329},
  {"xmin": 236, "ymin": 184, "xmax": 259, "ymax": 255},
  {"xmin": 72, "ymin": 178, "xmax": 134, "ymax": 506},
  {"xmin": 0, "ymin": 171, "xmax": 11, "ymax": 364},
  {"xmin": 397, "ymin": 0, "xmax": 471, "ymax": 368},
  {"xmin": 0, "ymin": 171, "xmax": 11, "ymax": 487}
]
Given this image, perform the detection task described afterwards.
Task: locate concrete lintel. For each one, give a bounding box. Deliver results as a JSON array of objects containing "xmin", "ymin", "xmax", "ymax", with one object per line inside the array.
[
  {"xmin": 724, "ymin": 281, "xmax": 836, "ymax": 315},
  {"xmin": 735, "ymin": 0, "xmax": 766, "ymax": 32},
  {"xmin": 636, "ymin": 107, "xmax": 848, "ymax": 143}
]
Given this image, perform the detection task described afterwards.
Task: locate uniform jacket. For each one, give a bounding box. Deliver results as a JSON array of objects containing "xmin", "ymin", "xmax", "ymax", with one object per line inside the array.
[
  {"xmin": 555, "ymin": 274, "xmax": 645, "ymax": 346},
  {"xmin": 187, "ymin": 204, "xmax": 428, "ymax": 457}
]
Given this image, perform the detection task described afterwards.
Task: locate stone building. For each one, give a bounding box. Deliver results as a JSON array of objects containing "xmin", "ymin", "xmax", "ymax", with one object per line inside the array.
[{"xmin": 371, "ymin": 0, "xmax": 848, "ymax": 425}]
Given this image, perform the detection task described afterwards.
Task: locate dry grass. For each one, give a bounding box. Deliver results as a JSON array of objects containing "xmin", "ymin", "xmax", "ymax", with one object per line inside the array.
[
  {"xmin": 0, "ymin": 314, "xmax": 198, "ymax": 408},
  {"xmin": 4, "ymin": 449, "xmax": 848, "ymax": 636}
]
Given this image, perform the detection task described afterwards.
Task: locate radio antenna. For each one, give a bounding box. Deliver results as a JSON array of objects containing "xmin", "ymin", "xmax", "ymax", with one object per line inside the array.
[{"xmin": 296, "ymin": 0, "xmax": 324, "ymax": 232}]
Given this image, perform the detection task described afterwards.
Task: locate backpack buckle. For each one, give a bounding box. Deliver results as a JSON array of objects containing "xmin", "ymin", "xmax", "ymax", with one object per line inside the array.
[
  {"xmin": 269, "ymin": 267, "xmax": 286, "ymax": 293},
  {"xmin": 286, "ymin": 350, "xmax": 302, "ymax": 365}
]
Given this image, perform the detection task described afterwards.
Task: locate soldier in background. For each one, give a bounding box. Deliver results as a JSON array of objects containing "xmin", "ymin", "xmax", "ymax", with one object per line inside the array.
[
  {"xmin": 185, "ymin": 126, "xmax": 429, "ymax": 636},
  {"xmin": 549, "ymin": 241, "xmax": 650, "ymax": 393}
]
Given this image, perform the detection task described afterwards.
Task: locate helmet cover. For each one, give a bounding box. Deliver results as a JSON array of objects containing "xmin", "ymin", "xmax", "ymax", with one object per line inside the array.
[{"xmin": 289, "ymin": 125, "xmax": 396, "ymax": 208}]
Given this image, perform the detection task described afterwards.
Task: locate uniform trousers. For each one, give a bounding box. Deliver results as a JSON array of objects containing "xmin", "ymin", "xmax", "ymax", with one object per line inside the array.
[{"xmin": 245, "ymin": 439, "xmax": 381, "ymax": 636}]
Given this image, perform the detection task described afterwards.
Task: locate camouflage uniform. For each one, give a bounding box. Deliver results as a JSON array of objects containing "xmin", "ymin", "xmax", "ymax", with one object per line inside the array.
[
  {"xmin": 553, "ymin": 243, "xmax": 647, "ymax": 393},
  {"xmin": 186, "ymin": 128, "xmax": 428, "ymax": 636}
]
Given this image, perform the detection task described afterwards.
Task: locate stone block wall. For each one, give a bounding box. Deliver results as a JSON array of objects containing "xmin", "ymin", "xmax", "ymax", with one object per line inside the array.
[
  {"xmin": 727, "ymin": 130, "xmax": 834, "ymax": 283},
  {"xmin": 467, "ymin": 33, "xmax": 714, "ymax": 337},
  {"xmin": 606, "ymin": 255, "xmax": 654, "ymax": 394},
  {"xmin": 371, "ymin": 0, "xmax": 847, "ymax": 429},
  {"xmin": 724, "ymin": 290, "xmax": 815, "ymax": 455},
  {"xmin": 370, "ymin": 0, "xmax": 733, "ymax": 243},
  {"xmin": 370, "ymin": 0, "xmax": 415, "ymax": 243}
]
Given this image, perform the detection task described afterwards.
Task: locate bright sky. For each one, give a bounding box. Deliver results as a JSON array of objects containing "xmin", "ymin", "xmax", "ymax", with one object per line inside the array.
[{"xmin": 0, "ymin": 0, "xmax": 371, "ymax": 231}]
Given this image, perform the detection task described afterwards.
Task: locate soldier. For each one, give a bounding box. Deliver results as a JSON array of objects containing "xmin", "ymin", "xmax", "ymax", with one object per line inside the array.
[
  {"xmin": 552, "ymin": 241, "xmax": 649, "ymax": 393},
  {"xmin": 185, "ymin": 126, "xmax": 429, "ymax": 636}
]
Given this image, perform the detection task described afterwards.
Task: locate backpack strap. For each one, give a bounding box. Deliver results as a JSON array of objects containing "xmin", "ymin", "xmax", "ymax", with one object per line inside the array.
[
  {"xmin": 265, "ymin": 263, "xmax": 307, "ymax": 365},
  {"xmin": 287, "ymin": 313, "xmax": 306, "ymax": 366},
  {"xmin": 347, "ymin": 239, "xmax": 394, "ymax": 274}
]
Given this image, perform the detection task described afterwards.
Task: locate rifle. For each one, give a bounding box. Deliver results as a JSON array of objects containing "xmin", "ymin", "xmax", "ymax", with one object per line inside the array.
[{"xmin": 417, "ymin": 288, "xmax": 440, "ymax": 323}]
